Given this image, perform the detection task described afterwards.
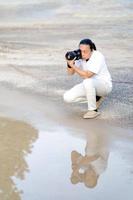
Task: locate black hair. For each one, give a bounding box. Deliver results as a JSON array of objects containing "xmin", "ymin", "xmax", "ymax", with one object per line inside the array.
[{"xmin": 79, "ymin": 38, "xmax": 96, "ymax": 51}]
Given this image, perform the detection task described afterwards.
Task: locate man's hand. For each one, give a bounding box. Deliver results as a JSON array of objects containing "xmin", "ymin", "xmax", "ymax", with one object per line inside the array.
[
  {"xmin": 66, "ymin": 59, "xmax": 75, "ymax": 75},
  {"xmin": 67, "ymin": 59, "xmax": 75, "ymax": 68}
]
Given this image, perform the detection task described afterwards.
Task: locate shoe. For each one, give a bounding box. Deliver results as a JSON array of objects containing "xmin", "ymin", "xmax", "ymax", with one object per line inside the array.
[
  {"xmin": 96, "ymin": 96, "xmax": 104, "ymax": 109},
  {"xmin": 83, "ymin": 110, "xmax": 100, "ymax": 119}
]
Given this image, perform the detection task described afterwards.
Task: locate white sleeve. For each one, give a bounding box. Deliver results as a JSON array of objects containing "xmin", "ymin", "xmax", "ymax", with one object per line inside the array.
[{"xmin": 87, "ymin": 54, "xmax": 104, "ymax": 74}]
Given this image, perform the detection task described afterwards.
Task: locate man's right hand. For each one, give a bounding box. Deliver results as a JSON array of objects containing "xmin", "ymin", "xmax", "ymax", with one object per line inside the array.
[
  {"xmin": 67, "ymin": 65, "xmax": 75, "ymax": 75},
  {"xmin": 67, "ymin": 59, "xmax": 75, "ymax": 68}
]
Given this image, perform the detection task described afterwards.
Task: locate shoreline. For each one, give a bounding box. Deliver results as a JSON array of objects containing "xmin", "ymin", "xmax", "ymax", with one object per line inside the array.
[{"xmin": 0, "ymin": 84, "xmax": 132, "ymax": 134}]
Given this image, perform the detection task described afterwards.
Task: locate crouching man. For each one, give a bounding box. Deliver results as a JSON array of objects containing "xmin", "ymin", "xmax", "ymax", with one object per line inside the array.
[{"xmin": 63, "ymin": 38, "xmax": 112, "ymax": 119}]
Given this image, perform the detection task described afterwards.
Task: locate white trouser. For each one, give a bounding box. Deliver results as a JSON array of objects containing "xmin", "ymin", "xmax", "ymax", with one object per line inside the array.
[{"xmin": 63, "ymin": 78, "xmax": 112, "ymax": 110}]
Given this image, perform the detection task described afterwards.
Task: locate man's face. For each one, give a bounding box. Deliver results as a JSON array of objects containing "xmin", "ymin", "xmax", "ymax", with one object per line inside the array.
[{"xmin": 79, "ymin": 44, "xmax": 92, "ymax": 60}]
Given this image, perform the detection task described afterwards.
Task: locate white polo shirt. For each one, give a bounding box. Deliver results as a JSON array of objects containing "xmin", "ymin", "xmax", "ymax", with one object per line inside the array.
[{"xmin": 75, "ymin": 50, "xmax": 112, "ymax": 84}]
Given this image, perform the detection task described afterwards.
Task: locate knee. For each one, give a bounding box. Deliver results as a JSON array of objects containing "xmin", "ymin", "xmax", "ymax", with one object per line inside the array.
[
  {"xmin": 83, "ymin": 78, "xmax": 94, "ymax": 87},
  {"xmin": 63, "ymin": 91, "xmax": 72, "ymax": 103}
]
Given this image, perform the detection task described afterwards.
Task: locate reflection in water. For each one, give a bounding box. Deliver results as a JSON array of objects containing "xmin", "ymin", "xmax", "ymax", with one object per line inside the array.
[
  {"xmin": 0, "ymin": 117, "xmax": 38, "ymax": 200},
  {"xmin": 70, "ymin": 131, "xmax": 109, "ymax": 188}
]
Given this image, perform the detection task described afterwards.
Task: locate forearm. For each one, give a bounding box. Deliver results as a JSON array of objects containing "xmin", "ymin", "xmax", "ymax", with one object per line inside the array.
[
  {"xmin": 66, "ymin": 59, "xmax": 95, "ymax": 78},
  {"xmin": 71, "ymin": 64, "xmax": 94, "ymax": 79}
]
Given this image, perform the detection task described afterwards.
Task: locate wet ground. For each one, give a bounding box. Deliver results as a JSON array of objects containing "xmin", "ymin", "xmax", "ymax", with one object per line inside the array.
[{"xmin": 0, "ymin": 0, "xmax": 133, "ymax": 200}]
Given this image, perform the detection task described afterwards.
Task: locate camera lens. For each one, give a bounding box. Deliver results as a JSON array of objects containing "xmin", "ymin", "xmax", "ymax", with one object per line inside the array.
[{"xmin": 65, "ymin": 49, "xmax": 81, "ymax": 60}]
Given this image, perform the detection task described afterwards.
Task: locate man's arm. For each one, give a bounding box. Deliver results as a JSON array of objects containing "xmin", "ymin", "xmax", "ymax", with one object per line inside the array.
[{"xmin": 67, "ymin": 60, "xmax": 95, "ymax": 79}]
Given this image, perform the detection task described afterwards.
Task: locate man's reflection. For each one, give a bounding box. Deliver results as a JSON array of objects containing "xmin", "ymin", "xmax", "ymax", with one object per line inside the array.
[
  {"xmin": 70, "ymin": 130, "xmax": 109, "ymax": 188},
  {"xmin": 0, "ymin": 117, "xmax": 38, "ymax": 200}
]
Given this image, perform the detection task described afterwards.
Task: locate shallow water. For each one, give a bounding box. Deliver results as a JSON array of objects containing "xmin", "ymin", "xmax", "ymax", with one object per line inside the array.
[{"xmin": 0, "ymin": 86, "xmax": 133, "ymax": 200}]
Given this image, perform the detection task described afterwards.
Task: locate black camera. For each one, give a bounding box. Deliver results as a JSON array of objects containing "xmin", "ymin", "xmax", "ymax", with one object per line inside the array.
[
  {"xmin": 65, "ymin": 49, "xmax": 82, "ymax": 68},
  {"xmin": 65, "ymin": 49, "xmax": 81, "ymax": 60}
]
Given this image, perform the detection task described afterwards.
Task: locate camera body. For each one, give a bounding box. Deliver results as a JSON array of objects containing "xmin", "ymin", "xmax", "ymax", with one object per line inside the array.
[{"xmin": 65, "ymin": 49, "xmax": 82, "ymax": 68}]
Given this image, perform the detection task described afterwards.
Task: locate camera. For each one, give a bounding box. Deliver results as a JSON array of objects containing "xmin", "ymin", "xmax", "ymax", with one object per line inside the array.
[
  {"xmin": 65, "ymin": 49, "xmax": 81, "ymax": 60},
  {"xmin": 65, "ymin": 49, "xmax": 82, "ymax": 68}
]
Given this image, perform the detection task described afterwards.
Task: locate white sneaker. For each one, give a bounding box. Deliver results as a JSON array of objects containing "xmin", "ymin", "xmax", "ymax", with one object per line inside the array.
[{"xmin": 83, "ymin": 110, "xmax": 100, "ymax": 119}]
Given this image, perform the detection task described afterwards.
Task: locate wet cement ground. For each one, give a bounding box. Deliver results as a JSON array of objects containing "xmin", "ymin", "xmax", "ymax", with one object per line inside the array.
[{"xmin": 0, "ymin": 0, "xmax": 133, "ymax": 199}]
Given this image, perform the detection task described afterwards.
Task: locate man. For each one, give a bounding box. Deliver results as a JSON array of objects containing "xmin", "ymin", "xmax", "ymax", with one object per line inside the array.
[{"xmin": 63, "ymin": 38, "xmax": 112, "ymax": 119}]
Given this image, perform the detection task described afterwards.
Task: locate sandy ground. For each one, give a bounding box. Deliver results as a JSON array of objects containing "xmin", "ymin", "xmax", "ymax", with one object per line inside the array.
[{"xmin": 0, "ymin": 0, "xmax": 133, "ymax": 199}]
